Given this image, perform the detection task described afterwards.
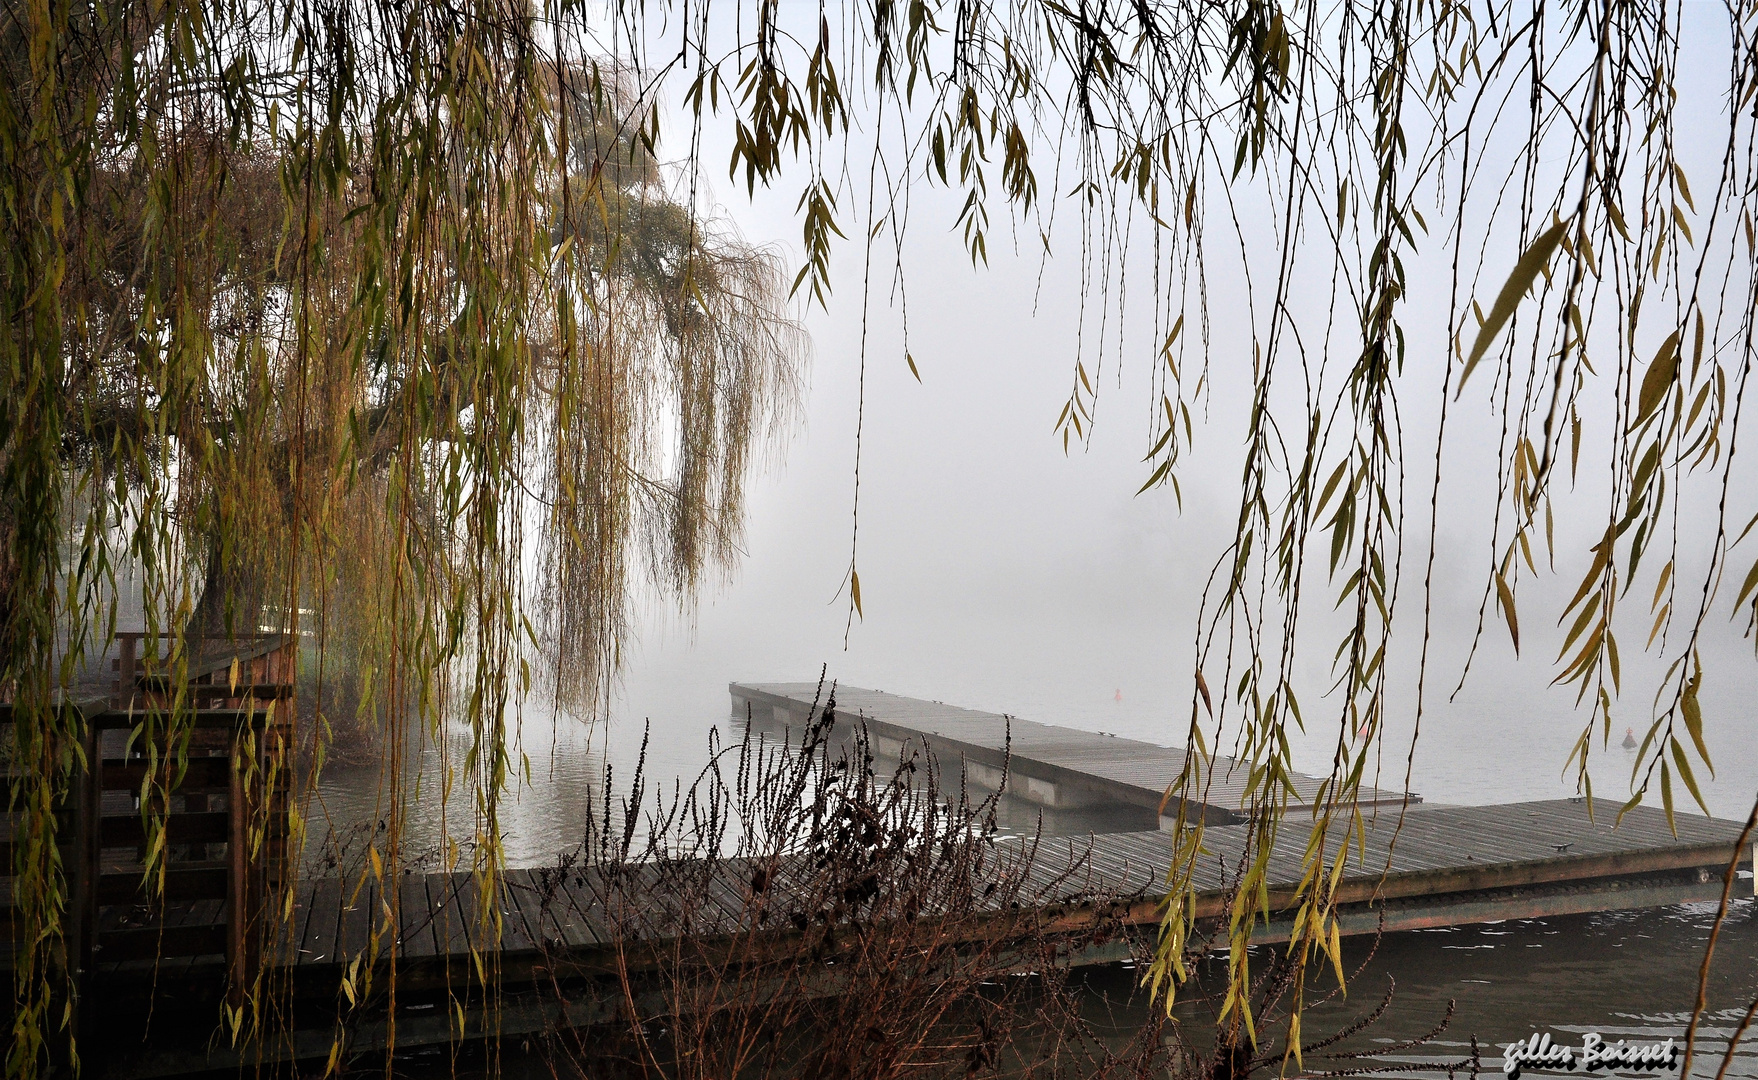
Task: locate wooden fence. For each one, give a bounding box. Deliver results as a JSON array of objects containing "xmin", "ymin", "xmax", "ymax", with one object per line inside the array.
[{"xmin": 3, "ymin": 633, "xmax": 296, "ymax": 1010}]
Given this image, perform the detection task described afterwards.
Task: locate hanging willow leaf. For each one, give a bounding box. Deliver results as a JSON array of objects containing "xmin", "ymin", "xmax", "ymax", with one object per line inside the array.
[
  {"xmin": 1495, "ymin": 571, "xmax": 1520, "ymax": 653},
  {"xmin": 1660, "ymin": 760, "xmax": 1676, "ymax": 835},
  {"xmin": 1671, "ymin": 739, "xmax": 1710, "ymax": 816},
  {"xmin": 1681, "ymin": 663, "xmax": 1712, "ymax": 775},
  {"xmin": 1735, "ymin": 558, "xmax": 1758, "ymax": 609},
  {"xmin": 1459, "ymin": 220, "xmax": 1569, "ymax": 390},
  {"xmin": 1632, "ymin": 330, "xmax": 1681, "ymax": 429}
]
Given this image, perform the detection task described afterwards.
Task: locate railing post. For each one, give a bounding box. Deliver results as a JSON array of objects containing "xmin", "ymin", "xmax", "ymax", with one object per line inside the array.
[
  {"xmin": 228, "ymin": 722, "xmax": 248, "ymax": 1008},
  {"xmin": 76, "ymin": 711, "xmax": 99, "ymax": 1050},
  {"xmin": 114, "ymin": 633, "xmax": 138, "ymax": 707}
]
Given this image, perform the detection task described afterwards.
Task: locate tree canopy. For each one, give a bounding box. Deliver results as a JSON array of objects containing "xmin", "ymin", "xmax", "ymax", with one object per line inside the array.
[{"xmin": 3, "ymin": 0, "xmax": 1756, "ymax": 1072}]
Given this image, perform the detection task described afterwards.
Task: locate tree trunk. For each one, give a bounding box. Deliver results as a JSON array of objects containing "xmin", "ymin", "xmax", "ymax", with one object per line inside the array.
[{"xmin": 188, "ymin": 533, "xmax": 272, "ymax": 642}]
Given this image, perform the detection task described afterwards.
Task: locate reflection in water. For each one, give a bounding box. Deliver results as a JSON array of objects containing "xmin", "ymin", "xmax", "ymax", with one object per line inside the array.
[
  {"xmin": 302, "ymin": 712, "xmax": 613, "ymax": 875},
  {"xmin": 1078, "ymin": 901, "xmax": 1758, "ymax": 1078}
]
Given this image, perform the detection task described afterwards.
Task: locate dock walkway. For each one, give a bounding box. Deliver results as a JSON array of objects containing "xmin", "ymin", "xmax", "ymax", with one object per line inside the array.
[
  {"xmin": 269, "ymin": 801, "xmax": 1755, "ymax": 979},
  {"xmin": 731, "ymin": 682, "xmax": 1416, "ymax": 825}
]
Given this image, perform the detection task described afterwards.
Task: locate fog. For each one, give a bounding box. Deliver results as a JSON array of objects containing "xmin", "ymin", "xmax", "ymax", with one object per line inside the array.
[
  {"xmin": 552, "ymin": 0, "xmax": 1758, "ymax": 828},
  {"xmin": 52, "ymin": 0, "xmax": 1746, "ymax": 843}
]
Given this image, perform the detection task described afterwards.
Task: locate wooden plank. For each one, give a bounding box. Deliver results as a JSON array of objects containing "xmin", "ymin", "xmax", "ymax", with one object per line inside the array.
[
  {"xmin": 132, "ymin": 680, "xmax": 295, "ymax": 700},
  {"xmin": 0, "ymin": 776, "xmax": 72, "ymax": 806},
  {"xmin": 494, "ymin": 869, "xmax": 541, "ymax": 954},
  {"xmin": 334, "ymin": 875, "xmax": 378, "ymax": 961},
  {"xmin": 733, "ymin": 683, "xmax": 1416, "ymax": 818},
  {"xmin": 232, "ymin": 792, "xmax": 1752, "ymax": 979},
  {"xmin": 557, "ymin": 866, "xmax": 618, "ymax": 946},
  {"xmin": 97, "ymin": 811, "xmax": 230, "ymax": 846},
  {"xmin": 101, "ymin": 759, "xmax": 231, "ymax": 791},
  {"xmin": 99, "ymin": 921, "xmax": 228, "ymax": 963},
  {"xmin": 453, "ymin": 871, "xmax": 489, "ymax": 956},
  {"xmin": 593, "ymin": 863, "xmax": 673, "ymax": 943},
  {"xmin": 89, "ymin": 709, "xmax": 282, "ymax": 732},
  {"xmin": 670, "ymin": 861, "xmax": 741, "ymax": 938},
  {"xmin": 503, "ymin": 868, "xmax": 562, "ymax": 953},
  {"xmin": 540, "ymin": 867, "xmax": 607, "ymax": 948},
  {"xmin": 297, "ymin": 877, "xmax": 343, "ymax": 965},
  {"xmin": 700, "ymin": 858, "xmax": 757, "ymax": 934},
  {"xmin": 395, "ymin": 875, "xmax": 438, "ymax": 959},
  {"xmin": 426, "ymin": 871, "xmax": 474, "ymax": 959},
  {"xmin": 96, "ymin": 865, "xmax": 228, "ymax": 904}
]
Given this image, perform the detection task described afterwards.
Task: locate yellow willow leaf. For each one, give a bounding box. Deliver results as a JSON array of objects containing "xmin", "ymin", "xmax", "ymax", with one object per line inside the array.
[
  {"xmin": 1329, "ymin": 919, "xmax": 1346, "ymax": 990},
  {"xmin": 1563, "ymin": 538, "xmax": 1611, "ymax": 617},
  {"xmin": 1495, "ymin": 572, "xmax": 1520, "ymax": 654},
  {"xmin": 1633, "ymin": 330, "xmax": 1681, "ymax": 428},
  {"xmin": 1647, "ymin": 603, "xmax": 1670, "ymax": 649},
  {"xmin": 1660, "ymin": 760, "xmax": 1676, "ymax": 835},
  {"xmin": 1671, "ymin": 738, "xmax": 1710, "ymax": 816},
  {"xmin": 1460, "ymin": 220, "xmax": 1569, "ymax": 391},
  {"xmin": 1651, "ymin": 561, "xmax": 1673, "ymax": 611},
  {"xmin": 1734, "ymin": 557, "xmax": 1758, "ymax": 610},
  {"xmin": 1682, "ymin": 667, "xmax": 1712, "ymax": 775},
  {"xmin": 850, "ymin": 568, "xmax": 863, "ymax": 618},
  {"xmin": 1164, "ymin": 314, "xmax": 1185, "ymax": 351}
]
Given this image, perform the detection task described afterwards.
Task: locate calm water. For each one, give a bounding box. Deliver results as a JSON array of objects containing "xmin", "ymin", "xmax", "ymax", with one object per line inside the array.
[{"xmin": 1085, "ymin": 902, "xmax": 1758, "ymax": 1079}]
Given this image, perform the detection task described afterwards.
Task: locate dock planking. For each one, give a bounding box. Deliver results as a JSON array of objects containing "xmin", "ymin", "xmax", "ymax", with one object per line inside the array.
[
  {"xmin": 257, "ymin": 798, "xmax": 1752, "ymax": 983},
  {"xmin": 59, "ymin": 680, "xmax": 1758, "ymax": 1078},
  {"xmin": 730, "ymin": 682, "xmax": 1417, "ymax": 826}
]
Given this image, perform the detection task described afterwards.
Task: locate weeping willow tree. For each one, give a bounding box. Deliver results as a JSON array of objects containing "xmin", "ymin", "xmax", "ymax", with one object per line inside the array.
[
  {"xmin": 0, "ymin": 11, "xmax": 804, "ymax": 1072},
  {"xmin": 4, "ymin": 0, "xmax": 1758, "ymax": 1074}
]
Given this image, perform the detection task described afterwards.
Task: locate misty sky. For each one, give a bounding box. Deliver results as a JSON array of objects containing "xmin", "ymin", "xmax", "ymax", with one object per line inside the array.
[{"xmin": 542, "ymin": 1, "xmax": 1758, "ymax": 825}]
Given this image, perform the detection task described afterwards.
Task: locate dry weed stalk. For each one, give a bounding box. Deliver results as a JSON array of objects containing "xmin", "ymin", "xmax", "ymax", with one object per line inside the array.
[
  {"xmin": 493, "ymin": 680, "xmax": 1471, "ymax": 1080},
  {"xmin": 519, "ymin": 680, "xmax": 1166, "ymax": 1079}
]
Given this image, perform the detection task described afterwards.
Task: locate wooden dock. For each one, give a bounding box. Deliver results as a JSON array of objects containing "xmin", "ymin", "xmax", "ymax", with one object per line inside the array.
[
  {"xmin": 264, "ymin": 802, "xmax": 1756, "ymax": 984},
  {"xmin": 11, "ymin": 676, "xmax": 1757, "ymax": 1076},
  {"xmin": 731, "ymin": 682, "xmax": 1418, "ymax": 826},
  {"xmin": 91, "ymin": 795, "xmax": 1756, "ymax": 1077},
  {"xmin": 85, "ymin": 794, "xmax": 1755, "ymax": 1077}
]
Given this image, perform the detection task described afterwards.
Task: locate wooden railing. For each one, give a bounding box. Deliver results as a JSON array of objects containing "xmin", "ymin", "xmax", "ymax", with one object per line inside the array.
[{"xmin": 4, "ymin": 633, "xmax": 296, "ymax": 1011}]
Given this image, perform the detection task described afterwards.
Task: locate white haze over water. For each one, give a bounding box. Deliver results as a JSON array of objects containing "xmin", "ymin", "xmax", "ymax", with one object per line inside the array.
[{"xmin": 536, "ymin": 0, "xmax": 1758, "ymax": 841}]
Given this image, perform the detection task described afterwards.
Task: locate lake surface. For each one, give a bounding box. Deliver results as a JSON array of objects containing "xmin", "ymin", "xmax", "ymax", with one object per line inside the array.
[{"xmin": 1091, "ymin": 902, "xmax": 1758, "ymax": 1079}]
